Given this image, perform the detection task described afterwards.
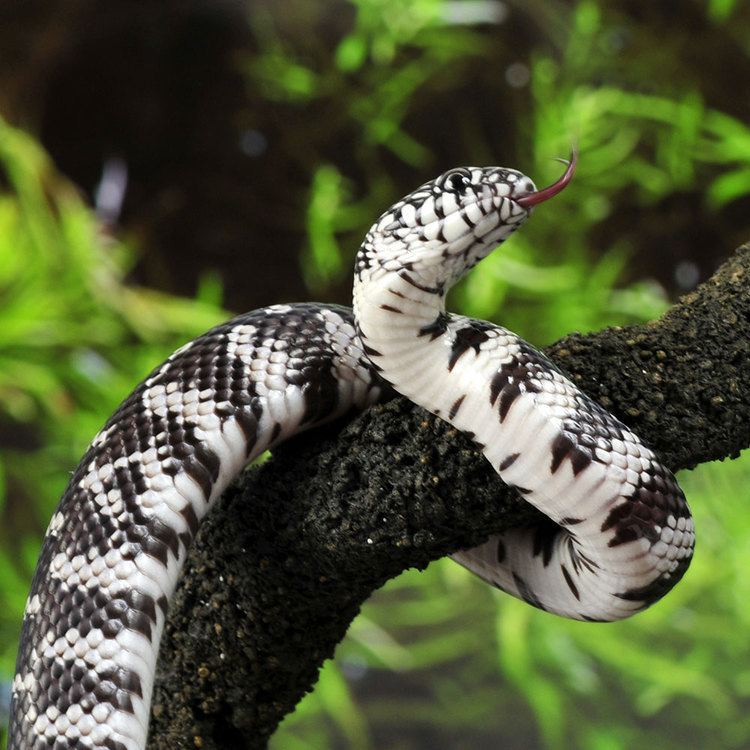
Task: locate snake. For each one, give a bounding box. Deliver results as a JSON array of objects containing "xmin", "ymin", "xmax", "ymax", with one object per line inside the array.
[{"xmin": 8, "ymin": 153, "xmax": 694, "ymax": 749}]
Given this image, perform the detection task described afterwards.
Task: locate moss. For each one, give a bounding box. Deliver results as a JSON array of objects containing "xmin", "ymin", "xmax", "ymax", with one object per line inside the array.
[{"xmin": 149, "ymin": 245, "xmax": 750, "ymax": 748}]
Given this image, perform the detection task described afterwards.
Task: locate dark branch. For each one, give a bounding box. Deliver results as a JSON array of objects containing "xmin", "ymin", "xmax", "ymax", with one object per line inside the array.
[{"xmin": 148, "ymin": 244, "xmax": 750, "ymax": 749}]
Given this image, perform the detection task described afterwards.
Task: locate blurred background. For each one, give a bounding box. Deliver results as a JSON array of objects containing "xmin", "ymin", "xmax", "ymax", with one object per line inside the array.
[{"xmin": 1, "ymin": 0, "xmax": 750, "ymax": 748}]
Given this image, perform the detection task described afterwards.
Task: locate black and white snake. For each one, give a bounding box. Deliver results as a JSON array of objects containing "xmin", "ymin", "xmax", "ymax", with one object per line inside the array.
[{"xmin": 9, "ymin": 155, "xmax": 694, "ymax": 749}]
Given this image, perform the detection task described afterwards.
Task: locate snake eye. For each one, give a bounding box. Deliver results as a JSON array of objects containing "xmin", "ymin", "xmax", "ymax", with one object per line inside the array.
[{"xmin": 441, "ymin": 170, "xmax": 472, "ymax": 194}]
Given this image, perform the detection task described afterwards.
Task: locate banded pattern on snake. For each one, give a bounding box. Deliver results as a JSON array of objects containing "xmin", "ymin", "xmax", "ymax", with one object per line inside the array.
[{"xmin": 9, "ymin": 155, "xmax": 694, "ymax": 749}]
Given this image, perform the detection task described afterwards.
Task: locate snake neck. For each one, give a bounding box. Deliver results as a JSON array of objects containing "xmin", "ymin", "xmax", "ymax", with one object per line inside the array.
[
  {"xmin": 353, "ymin": 263, "xmax": 458, "ymax": 408},
  {"xmin": 352, "ymin": 187, "xmax": 530, "ymax": 398},
  {"xmin": 351, "ymin": 168, "xmax": 533, "ymax": 391}
]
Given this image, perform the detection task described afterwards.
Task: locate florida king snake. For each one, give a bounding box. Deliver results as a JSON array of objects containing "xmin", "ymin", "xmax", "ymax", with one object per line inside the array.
[{"xmin": 9, "ymin": 154, "xmax": 694, "ymax": 749}]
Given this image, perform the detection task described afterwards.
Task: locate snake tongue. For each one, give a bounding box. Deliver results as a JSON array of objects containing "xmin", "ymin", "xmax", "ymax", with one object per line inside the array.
[{"xmin": 515, "ymin": 149, "xmax": 577, "ymax": 208}]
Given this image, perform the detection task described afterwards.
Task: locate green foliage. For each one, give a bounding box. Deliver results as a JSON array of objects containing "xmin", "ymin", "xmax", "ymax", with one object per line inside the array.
[
  {"xmin": 707, "ymin": 0, "xmax": 740, "ymax": 23},
  {"xmin": 247, "ymin": 0, "xmax": 481, "ymax": 166},
  {"xmin": 243, "ymin": 0, "xmax": 491, "ymax": 289},
  {"xmin": 0, "ymin": 117, "xmax": 227, "ymax": 679}
]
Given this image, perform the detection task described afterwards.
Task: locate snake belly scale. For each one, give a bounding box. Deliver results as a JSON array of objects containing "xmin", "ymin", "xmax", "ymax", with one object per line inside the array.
[{"xmin": 9, "ymin": 155, "xmax": 694, "ymax": 749}]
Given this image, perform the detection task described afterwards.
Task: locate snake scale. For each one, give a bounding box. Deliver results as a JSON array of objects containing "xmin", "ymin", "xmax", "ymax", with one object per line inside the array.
[{"xmin": 9, "ymin": 155, "xmax": 694, "ymax": 749}]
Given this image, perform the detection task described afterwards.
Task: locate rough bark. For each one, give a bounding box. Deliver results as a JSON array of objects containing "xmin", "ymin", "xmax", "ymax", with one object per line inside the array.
[{"xmin": 148, "ymin": 244, "xmax": 750, "ymax": 749}]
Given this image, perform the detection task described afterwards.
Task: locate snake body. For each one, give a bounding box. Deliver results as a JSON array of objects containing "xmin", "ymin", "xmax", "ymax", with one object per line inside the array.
[{"xmin": 9, "ymin": 157, "xmax": 694, "ymax": 749}]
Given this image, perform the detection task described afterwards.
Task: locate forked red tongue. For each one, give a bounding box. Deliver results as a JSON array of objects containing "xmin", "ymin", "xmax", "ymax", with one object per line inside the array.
[{"xmin": 516, "ymin": 149, "xmax": 577, "ymax": 208}]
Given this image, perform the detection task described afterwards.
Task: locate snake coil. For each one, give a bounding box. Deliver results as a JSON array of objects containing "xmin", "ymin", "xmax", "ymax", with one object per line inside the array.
[{"xmin": 9, "ymin": 154, "xmax": 693, "ymax": 749}]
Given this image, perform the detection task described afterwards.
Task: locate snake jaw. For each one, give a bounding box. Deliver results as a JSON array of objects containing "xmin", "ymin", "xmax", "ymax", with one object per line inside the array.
[{"xmin": 514, "ymin": 149, "xmax": 577, "ymax": 208}]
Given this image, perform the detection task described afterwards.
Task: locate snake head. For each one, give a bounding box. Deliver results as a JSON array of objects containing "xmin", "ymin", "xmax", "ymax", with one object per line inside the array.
[{"xmin": 359, "ymin": 152, "xmax": 576, "ymax": 286}]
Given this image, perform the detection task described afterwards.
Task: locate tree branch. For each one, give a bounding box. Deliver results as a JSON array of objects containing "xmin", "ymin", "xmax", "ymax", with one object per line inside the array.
[{"xmin": 148, "ymin": 244, "xmax": 750, "ymax": 749}]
